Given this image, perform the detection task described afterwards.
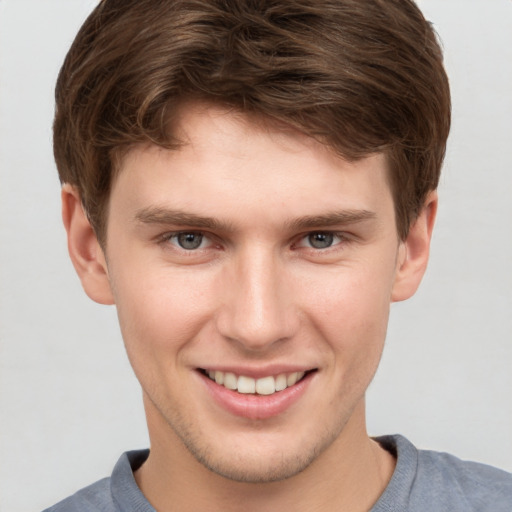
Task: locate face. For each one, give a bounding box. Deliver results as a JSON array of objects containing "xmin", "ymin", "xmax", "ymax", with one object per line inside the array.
[{"xmin": 96, "ymin": 104, "xmax": 410, "ymax": 482}]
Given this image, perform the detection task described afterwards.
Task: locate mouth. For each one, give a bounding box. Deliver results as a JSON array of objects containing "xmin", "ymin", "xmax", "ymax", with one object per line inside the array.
[{"xmin": 199, "ymin": 369, "xmax": 313, "ymax": 396}]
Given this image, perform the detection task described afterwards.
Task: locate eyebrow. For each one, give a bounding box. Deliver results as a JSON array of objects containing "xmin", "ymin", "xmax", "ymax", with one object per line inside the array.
[
  {"xmin": 135, "ymin": 207, "xmax": 235, "ymax": 232},
  {"xmin": 285, "ymin": 210, "xmax": 377, "ymax": 231},
  {"xmin": 135, "ymin": 206, "xmax": 376, "ymax": 232}
]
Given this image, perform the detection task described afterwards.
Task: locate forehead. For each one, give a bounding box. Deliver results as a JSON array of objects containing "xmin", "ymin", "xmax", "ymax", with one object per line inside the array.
[{"xmin": 110, "ymin": 102, "xmax": 394, "ymax": 231}]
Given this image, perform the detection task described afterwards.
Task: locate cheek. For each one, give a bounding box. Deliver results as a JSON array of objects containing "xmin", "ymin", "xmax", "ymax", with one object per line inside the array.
[
  {"xmin": 298, "ymin": 261, "xmax": 393, "ymax": 329},
  {"xmin": 110, "ymin": 264, "xmax": 217, "ymax": 363},
  {"xmin": 297, "ymin": 264, "xmax": 393, "ymax": 370}
]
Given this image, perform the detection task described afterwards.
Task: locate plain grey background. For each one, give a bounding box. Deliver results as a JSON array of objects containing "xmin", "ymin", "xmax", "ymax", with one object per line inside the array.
[{"xmin": 1, "ymin": 1, "xmax": 511, "ymax": 511}]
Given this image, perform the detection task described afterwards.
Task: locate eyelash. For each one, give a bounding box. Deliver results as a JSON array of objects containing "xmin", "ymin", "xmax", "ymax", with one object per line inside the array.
[
  {"xmin": 157, "ymin": 230, "xmax": 349, "ymax": 253},
  {"xmin": 295, "ymin": 232, "xmax": 347, "ymax": 250},
  {"xmin": 158, "ymin": 231, "xmax": 214, "ymax": 251}
]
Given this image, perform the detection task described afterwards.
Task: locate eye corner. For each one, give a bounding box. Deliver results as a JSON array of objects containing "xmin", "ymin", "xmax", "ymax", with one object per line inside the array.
[
  {"xmin": 294, "ymin": 231, "xmax": 346, "ymax": 251},
  {"xmin": 157, "ymin": 230, "xmax": 227, "ymax": 257}
]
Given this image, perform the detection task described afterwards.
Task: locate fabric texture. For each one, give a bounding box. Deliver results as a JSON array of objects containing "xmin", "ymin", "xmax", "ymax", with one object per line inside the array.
[
  {"xmin": 43, "ymin": 435, "xmax": 512, "ymax": 511},
  {"xmin": 371, "ymin": 436, "xmax": 512, "ymax": 512}
]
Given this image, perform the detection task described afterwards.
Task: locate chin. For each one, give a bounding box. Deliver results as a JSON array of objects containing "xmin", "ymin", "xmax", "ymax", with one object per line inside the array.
[
  {"xmin": 173, "ymin": 419, "xmax": 342, "ymax": 484},
  {"xmin": 190, "ymin": 446, "xmax": 318, "ymax": 483}
]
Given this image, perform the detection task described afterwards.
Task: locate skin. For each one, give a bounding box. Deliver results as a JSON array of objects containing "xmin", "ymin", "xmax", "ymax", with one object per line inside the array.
[{"xmin": 63, "ymin": 102, "xmax": 436, "ymax": 511}]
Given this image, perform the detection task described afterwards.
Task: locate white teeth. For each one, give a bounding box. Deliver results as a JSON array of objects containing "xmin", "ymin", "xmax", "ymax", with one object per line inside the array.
[
  {"xmin": 287, "ymin": 372, "xmax": 298, "ymax": 386},
  {"xmin": 205, "ymin": 369, "xmax": 308, "ymax": 395},
  {"xmin": 223, "ymin": 372, "xmax": 237, "ymax": 390},
  {"xmin": 237, "ymin": 375, "xmax": 256, "ymax": 394},
  {"xmin": 275, "ymin": 373, "xmax": 287, "ymax": 391},
  {"xmin": 255, "ymin": 376, "xmax": 275, "ymax": 395}
]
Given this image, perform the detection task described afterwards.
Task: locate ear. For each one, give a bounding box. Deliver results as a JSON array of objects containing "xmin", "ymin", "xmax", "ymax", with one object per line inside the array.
[
  {"xmin": 391, "ymin": 191, "xmax": 438, "ymax": 302},
  {"xmin": 62, "ymin": 184, "xmax": 114, "ymax": 305}
]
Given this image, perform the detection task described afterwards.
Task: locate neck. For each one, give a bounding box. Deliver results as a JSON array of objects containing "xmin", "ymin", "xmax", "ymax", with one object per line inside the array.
[{"xmin": 135, "ymin": 398, "xmax": 395, "ymax": 512}]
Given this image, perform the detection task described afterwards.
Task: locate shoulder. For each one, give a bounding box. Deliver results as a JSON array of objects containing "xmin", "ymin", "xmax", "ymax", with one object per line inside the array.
[
  {"xmin": 42, "ymin": 478, "xmax": 113, "ymax": 512},
  {"xmin": 42, "ymin": 449, "xmax": 151, "ymax": 512},
  {"xmin": 415, "ymin": 444, "xmax": 512, "ymax": 511},
  {"xmin": 376, "ymin": 434, "xmax": 512, "ymax": 512}
]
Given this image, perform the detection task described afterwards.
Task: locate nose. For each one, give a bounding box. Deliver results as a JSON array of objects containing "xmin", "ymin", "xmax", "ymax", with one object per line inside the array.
[{"xmin": 216, "ymin": 247, "xmax": 298, "ymax": 352}]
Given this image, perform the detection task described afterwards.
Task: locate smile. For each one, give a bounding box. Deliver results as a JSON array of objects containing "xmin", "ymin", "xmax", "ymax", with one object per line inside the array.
[{"xmin": 202, "ymin": 369, "xmax": 308, "ymax": 396}]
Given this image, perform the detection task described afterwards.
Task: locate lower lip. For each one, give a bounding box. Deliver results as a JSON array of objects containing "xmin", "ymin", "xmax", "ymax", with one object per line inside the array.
[{"xmin": 199, "ymin": 371, "xmax": 314, "ymax": 420}]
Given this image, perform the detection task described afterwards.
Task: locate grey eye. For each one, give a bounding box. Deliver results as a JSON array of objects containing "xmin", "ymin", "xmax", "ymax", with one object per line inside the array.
[
  {"xmin": 307, "ymin": 232, "xmax": 334, "ymax": 249},
  {"xmin": 176, "ymin": 232, "xmax": 204, "ymax": 250}
]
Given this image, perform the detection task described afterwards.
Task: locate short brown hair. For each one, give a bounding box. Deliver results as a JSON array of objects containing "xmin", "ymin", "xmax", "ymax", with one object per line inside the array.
[{"xmin": 54, "ymin": 0, "xmax": 450, "ymax": 243}]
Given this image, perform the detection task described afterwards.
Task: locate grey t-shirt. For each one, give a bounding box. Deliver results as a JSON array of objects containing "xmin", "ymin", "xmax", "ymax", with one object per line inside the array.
[{"xmin": 43, "ymin": 435, "xmax": 512, "ymax": 511}]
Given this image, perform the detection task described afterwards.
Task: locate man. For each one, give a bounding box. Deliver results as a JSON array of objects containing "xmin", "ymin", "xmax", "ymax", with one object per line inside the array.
[{"xmin": 44, "ymin": 0, "xmax": 512, "ymax": 510}]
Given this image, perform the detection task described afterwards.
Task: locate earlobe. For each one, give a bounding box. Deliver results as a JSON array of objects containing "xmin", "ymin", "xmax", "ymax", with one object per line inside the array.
[
  {"xmin": 62, "ymin": 184, "xmax": 115, "ymax": 305},
  {"xmin": 391, "ymin": 191, "xmax": 438, "ymax": 302}
]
